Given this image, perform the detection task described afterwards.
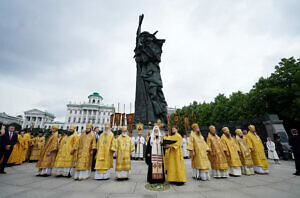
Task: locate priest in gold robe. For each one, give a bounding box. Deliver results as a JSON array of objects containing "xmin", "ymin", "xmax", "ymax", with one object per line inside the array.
[
  {"xmin": 221, "ymin": 127, "xmax": 242, "ymax": 176},
  {"xmin": 36, "ymin": 125, "xmax": 59, "ymax": 176},
  {"xmin": 207, "ymin": 125, "xmax": 229, "ymax": 178},
  {"xmin": 164, "ymin": 125, "xmax": 187, "ymax": 184},
  {"xmin": 94, "ymin": 123, "xmax": 114, "ymax": 180},
  {"xmin": 187, "ymin": 123, "xmax": 210, "ymax": 181},
  {"xmin": 53, "ymin": 125, "xmax": 79, "ymax": 177},
  {"xmin": 112, "ymin": 126, "xmax": 135, "ymax": 180},
  {"xmin": 24, "ymin": 131, "xmax": 31, "ymax": 161},
  {"xmin": 246, "ymin": 125, "xmax": 269, "ymax": 174},
  {"xmin": 235, "ymin": 129, "xmax": 254, "ymax": 175},
  {"xmin": 73, "ymin": 123, "xmax": 96, "ymax": 180},
  {"xmin": 29, "ymin": 132, "xmax": 45, "ymax": 162}
]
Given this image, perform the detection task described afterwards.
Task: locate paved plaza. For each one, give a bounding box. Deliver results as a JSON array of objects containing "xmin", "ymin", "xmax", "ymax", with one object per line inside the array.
[{"xmin": 0, "ymin": 159, "xmax": 299, "ymax": 198}]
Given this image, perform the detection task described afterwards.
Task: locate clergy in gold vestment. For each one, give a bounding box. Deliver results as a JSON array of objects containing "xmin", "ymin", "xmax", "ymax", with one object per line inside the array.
[
  {"xmin": 29, "ymin": 132, "xmax": 45, "ymax": 161},
  {"xmin": 207, "ymin": 126, "xmax": 229, "ymax": 178},
  {"xmin": 246, "ymin": 125, "xmax": 269, "ymax": 174},
  {"xmin": 16, "ymin": 131, "xmax": 28, "ymax": 164},
  {"xmin": 24, "ymin": 131, "xmax": 31, "ymax": 161},
  {"xmin": 187, "ymin": 123, "xmax": 210, "ymax": 181},
  {"xmin": 36, "ymin": 126, "xmax": 59, "ymax": 176},
  {"xmin": 73, "ymin": 123, "xmax": 96, "ymax": 180},
  {"xmin": 112, "ymin": 126, "xmax": 135, "ymax": 179},
  {"xmin": 235, "ymin": 129, "xmax": 254, "ymax": 175},
  {"xmin": 53, "ymin": 125, "xmax": 79, "ymax": 177},
  {"xmin": 221, "ymin": 127, "xmax": 242, "ymax": 176},
  {"xmin": 164, "ymin": 126, "xmax": 187, "ymax": 184},
  {"xmin": 94, "ymin": 123, "xmax": 114, "ymax": 180}
]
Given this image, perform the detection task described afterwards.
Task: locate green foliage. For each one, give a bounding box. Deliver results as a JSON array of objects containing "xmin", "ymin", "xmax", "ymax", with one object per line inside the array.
[{"xmin": 171, "ymin": 57, "xmax": 300, "ymax": 133}]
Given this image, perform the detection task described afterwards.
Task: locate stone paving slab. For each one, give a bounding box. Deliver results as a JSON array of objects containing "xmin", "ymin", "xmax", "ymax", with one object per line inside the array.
[{"xmin": 0, "ymin": 159, "xmax": 299, "ymax": 198}]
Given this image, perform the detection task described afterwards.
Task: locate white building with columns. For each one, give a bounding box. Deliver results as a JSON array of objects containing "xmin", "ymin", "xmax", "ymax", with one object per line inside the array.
[
  {"xmin": 45, "ymin": 92, "xmax": 115, "ymax": 135},
  {"xmin": 22, "ymin": 109, "xmax": 55, "ymax": 129}
]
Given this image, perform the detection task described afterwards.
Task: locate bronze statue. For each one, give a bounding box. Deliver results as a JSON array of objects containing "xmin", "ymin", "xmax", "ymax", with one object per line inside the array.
[{"xmin": 134, "ymin": 14, "xmax": 167, "ymax": 124}]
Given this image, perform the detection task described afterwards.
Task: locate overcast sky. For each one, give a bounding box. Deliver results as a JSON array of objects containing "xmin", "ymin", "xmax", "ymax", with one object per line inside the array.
[{"xmin": 0, "ymin": 0, "xmax": 299, "ymax": 121}]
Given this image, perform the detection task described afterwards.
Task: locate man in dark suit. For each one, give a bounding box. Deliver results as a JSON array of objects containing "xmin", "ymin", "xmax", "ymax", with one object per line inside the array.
[
  {"xmin": 0, "ymin": 125, "xmax": 18, "ymax": 174},
  {"xmin": 289, "ymin": 129, "xmax": 300, "ymax": 176}
]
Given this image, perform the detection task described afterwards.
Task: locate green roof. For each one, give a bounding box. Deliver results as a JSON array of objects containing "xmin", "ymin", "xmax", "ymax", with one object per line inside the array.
[{"xmin": 88, "ymin": 92, "xmax": 103, "ymax": 99}]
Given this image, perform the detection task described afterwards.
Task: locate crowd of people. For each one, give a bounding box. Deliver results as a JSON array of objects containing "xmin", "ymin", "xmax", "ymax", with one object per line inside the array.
[{"xmin": 0, "ymin": 122, "xmax": 299, "ymax": 185}]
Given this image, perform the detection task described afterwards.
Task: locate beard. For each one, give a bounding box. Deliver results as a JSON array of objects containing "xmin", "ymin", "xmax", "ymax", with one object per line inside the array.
[{"xmin": 104, "ymin": 129, "xmax": 110, "ymax": 134}]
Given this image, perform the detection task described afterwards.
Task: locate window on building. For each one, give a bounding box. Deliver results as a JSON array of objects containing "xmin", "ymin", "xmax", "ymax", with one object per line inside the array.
[
  {"xmin": 61, "ymin": 126, "xmax": 63, "ymax": 129},
  {"xmin": 80, "ymin": 110, "xmax": 82, "ymax": 114},
  {"xmin": 68, "ymin": 117, "xmax": 71, "ymax": 123},
  {"xmin": 75, "ymin": 110, "xmax": 77, "ymax": 114},
  {"xmin": 73, "ymin": 117, "xmax": 76, "ymax": 123},
  {"xmin": 83, "ymin": 118, "xmax": 86, "ymax": 123},
  {"xmin": 32, "ymin": 117, "xmax": 36, "ymax": 121},
  {"xmin": 93, "ymin": 99, "xmax": 95, "ymax": 103},
  {"xmin": 78, "ymin": 118, "xmax": 81, "ymax": 123},
  {"xmin": 26, "ymin": 117, "xmax": 30, "ymax": 121},
  {"xmin": 67, "ymin": 126, "xmax": 69, "ymax": 130},
  {"xmin": 70, "ymin": 110, "xmax": 72, "ymax": 114}
]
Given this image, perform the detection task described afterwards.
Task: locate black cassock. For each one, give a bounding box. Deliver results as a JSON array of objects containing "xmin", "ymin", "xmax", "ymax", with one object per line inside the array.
[{"xmin": 145, "ymin": 137, "xmax": 165, "ymax": 184}]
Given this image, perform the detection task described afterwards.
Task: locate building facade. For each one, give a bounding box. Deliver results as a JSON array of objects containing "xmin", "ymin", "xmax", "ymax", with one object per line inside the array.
[
  {"xmin": 0, "ymin": 112, "xmax": 23, "ymax": 126},
  {"xmin": 22, "ymin": 109, "xmax": 55, "ymax": 129},
  {"xmin": 45, "ymin": 92, "xmax": 115, "ymax": 135}
]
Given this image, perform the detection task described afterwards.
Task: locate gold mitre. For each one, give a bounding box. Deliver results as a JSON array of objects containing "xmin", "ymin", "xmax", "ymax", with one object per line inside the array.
[
  {"xmin": 192, "ymin": 123, "xmax": 199, "ymax": 131},
  {"xmin": 154, "ymin": 119, "xmax": 164, "ymax": 128},
  {"xmin": 136, "ymin": 122, "xmax": 144, "ymax": 134},
  {"xmin": 121, "ymin": 126, "xmax": 127, "ymax": 132},
  {"xmin": 51, "ymin": 125, "xmax": 58, "ymax": 132},
  {"xmin": 222, "ymin": 127, "xmax": 229, "ymax": 133},
  {"xmin": 104, "ymin": 122, "xmax": 111, "ymax": 128},
  {"xmin": 209, "ymin": 125, "xmax": 215, "ymax": 132},
  {"xmin": 248, "ymin": 125, "xmax": 255, "ymax": 131},
  {"xmin": 235, "ymin": 129, "xmax": 242, "ymax": 134},
  {"xmin": 70, "ymin": 125, "xmax": 76, "ymax": 131},
  {"xmin": 86, "ymin": 123, "xmax": 93, "ymax": 129}
]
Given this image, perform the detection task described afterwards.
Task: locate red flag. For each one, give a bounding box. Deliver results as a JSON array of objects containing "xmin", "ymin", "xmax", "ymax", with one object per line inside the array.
[
  {"xmin": 110, "ymin": 114, "xmax": 114, "ymax": 127},
  {"xmin": 126, "ymin": 113, "xmax": 135, "ymax": 133},
  {"xmin": 114, "ymin": 113, "xmax": 121, "ymax": 127},
  {"xmin": 173, "ymin": 114, "xmax": 180, "ymax": 127},
  {"xmin": 121, "ymin": 113, "xmax": 126, "ymax": 126},
  {"xmin": 184, "ymin": 115, "xmax": 189, "ymax": 132}
]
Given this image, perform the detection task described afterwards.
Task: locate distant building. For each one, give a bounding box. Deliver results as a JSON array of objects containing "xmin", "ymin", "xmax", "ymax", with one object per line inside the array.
[
  {"xmin": 45, "ymin": 92, "xmax": 115, "ymax": 135},
  {"xmin": 0, "ymin": 112, "xmax": 23, "ymax": 126},
  {"xmin": 167, "ymin": 107, "xmax": 176, "ymax": 115},
  {"xmin": 22, "ymin": 109, "xmax": 55, "ymax": 129}
]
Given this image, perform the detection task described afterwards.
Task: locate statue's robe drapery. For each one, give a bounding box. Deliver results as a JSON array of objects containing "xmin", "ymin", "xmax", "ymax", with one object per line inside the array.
[
  {"xmin": 53, "ymin": 133, "xmax": 79, "ymax": 176},
  {"xmin": 206, "ymin": 133, "xmax": 229, "ymax": 178},
  {"xmin": 187, "ymin": 131, "xmax": 210, "ymax": 180},
  {"xmin": 30, "ymin": 136, "xmax": 45, "ymax": 161},
  {"xmin": 94, "ymin": 132, "xmax": 114, "ymax": 180},
  {"xmin": 164, "ymin": 133, "xmax": 187, "ymax": 183},
  {"xmin": 134, "ymin": 31, "xmax": 167, "ymax": 124},
  {"xmin": 36, "ymin": 132, "xmax": 58, "ymax": 176},
  {"xmin": 235, "ymin": 135, "xmax": 254, "ymax": 175},
  {"xmin": 246, "ymin": 132, "xmax": 269, "ymax": 174},
  {"xmin": 73, "ymin": 132, "xmax": 96, "ymax": 180},
  {"xmin": 112, "ymin": 135, "xmax": 135, "ymax": 179},
  {"xmin": 221, "ymin": 134, "xmax": 242, "ymax": 176}
]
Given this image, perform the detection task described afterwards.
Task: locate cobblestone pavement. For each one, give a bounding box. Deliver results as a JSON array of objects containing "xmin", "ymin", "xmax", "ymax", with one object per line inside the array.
[{"xmin": 0, "ymin": 159, "xmax": 299, "ymax": 198}]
